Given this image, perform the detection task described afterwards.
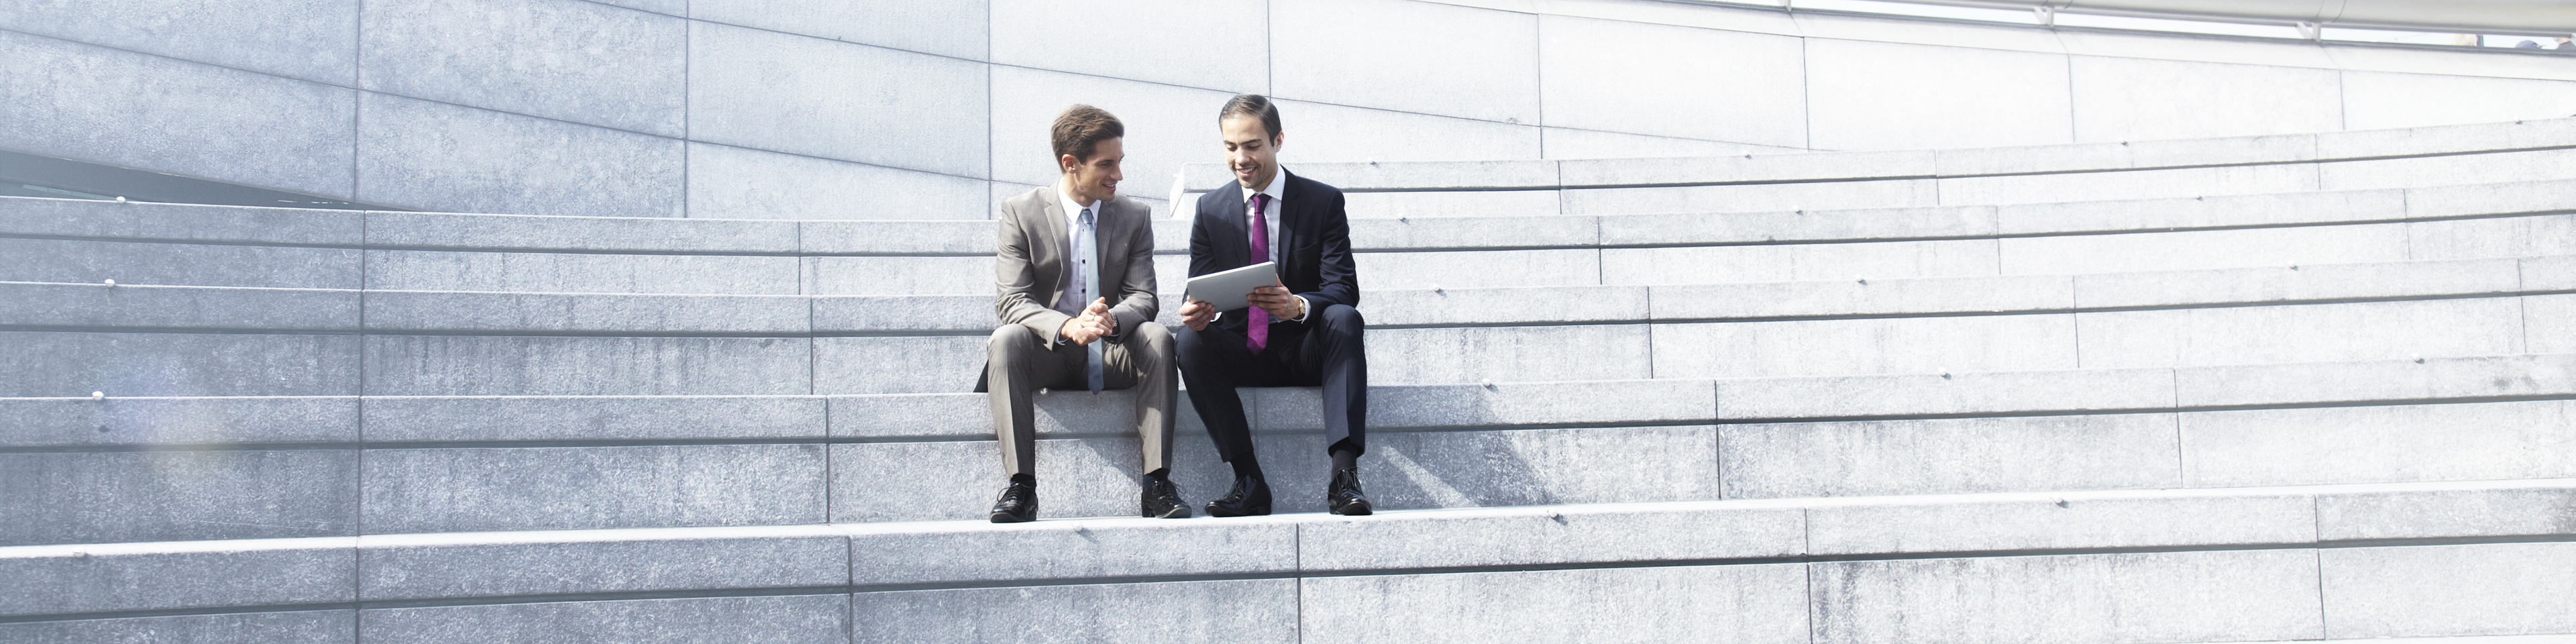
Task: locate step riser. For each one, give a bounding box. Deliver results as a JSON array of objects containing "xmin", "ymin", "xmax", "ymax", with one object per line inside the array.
[{"xmin": 11, "ymin": 400, "xmax": 2570, "ymax": 545}]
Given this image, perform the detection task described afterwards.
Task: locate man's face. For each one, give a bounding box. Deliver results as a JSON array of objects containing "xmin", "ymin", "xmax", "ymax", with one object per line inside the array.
[
  {"xmin": 1222, "ymin": 115, "xmax": 1280, "ymax": 191},
  {"xmin": 1061, "ymin": 137, "xmax": 1124, "ymax": 205}
]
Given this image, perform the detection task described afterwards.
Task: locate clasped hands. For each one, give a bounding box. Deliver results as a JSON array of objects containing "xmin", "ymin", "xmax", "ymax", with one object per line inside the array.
[
  {"xmin": 1057, "ymin": 298, "xmax": 1115, "ymax": 345},
  {"xmin": 1178, "ymin": 282, "xmax": 1302, "ymax": 332}
]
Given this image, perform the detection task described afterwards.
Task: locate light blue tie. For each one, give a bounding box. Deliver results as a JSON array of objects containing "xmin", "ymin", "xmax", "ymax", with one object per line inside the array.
[{"xmin": 1077, "ymin": 208, "xmax": 1105, "ymax": 393}]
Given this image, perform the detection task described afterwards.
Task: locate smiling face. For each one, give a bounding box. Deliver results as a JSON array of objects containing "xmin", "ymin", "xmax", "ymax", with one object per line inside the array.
[
  {"xmin": 1221, "ymin": 114, "xmax": 1281, "ymax": 191},
  {"xmin": 1059, "ymin": 136, "xmax": 1124, "ymax": 205}
]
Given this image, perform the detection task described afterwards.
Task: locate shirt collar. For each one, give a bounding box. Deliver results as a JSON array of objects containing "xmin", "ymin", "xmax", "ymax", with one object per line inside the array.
[{"xmin": 1247, "ymin": 169, "xmax": 1285, "ymax": 206}]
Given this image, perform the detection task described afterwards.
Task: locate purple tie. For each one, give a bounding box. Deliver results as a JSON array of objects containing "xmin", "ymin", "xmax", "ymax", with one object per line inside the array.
[{"xmin": 1246, "ymin": 193, "xmax": 1271, "ymax": 354}]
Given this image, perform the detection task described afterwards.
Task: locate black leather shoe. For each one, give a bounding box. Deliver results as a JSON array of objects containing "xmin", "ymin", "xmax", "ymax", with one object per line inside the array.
[
  {"xmin": 989, "ymin": 479, "xmax": 1036, "ymax": 523},
  {"xmin": 1203, "ymin": 474, "xmax": 1272, "ymax": 517},
  {"xmin": 1142, "ymin": 475, "xmax": 1189, "ymax": 519},
  {"xmin": 1327, "ymin": 467, "xmax": 1372, "ymax": 516}
]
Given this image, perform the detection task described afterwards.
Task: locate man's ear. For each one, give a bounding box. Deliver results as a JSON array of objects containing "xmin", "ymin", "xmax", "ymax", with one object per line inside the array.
[
  {"xmin": 1271, "ymin": 132, "xmax": 1285, "ymax": 150},
  {"xmin": 1059, "ymin": 153, "xmax": 1081, "ymax": 174}
]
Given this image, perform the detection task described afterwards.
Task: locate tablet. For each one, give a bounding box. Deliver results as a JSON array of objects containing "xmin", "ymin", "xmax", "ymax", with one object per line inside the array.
[{"xmin": 1183, "ymin": 262, "xmax": 1279, "ymax": 311}]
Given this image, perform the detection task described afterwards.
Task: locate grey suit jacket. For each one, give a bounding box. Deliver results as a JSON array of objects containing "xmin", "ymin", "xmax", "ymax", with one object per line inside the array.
[{"xmin": 991, "ymin": 184, "xmax": 1160, "ymax": 350}]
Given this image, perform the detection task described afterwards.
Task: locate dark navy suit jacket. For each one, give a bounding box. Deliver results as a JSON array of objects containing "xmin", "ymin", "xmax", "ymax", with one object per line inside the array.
[{"xmin": 1189, "ymin": 170, "xmax": 1359, "ymax": 336}]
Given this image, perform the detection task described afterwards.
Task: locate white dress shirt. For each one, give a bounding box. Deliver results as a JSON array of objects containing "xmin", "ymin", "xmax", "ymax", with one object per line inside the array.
[
  {"xmin": 1236, "ymin": 170, "xmax": 1309, "ymax": 323},
  {"xmin": 1053, "ymin": 182, "xmax": 1099, "ymax": 319}
]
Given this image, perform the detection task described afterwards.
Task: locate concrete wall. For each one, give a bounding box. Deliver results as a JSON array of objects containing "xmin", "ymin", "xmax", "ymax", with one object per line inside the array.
[{"xmin": 9, "ymin": 0, "xmax": 2576, "ymax": 220}]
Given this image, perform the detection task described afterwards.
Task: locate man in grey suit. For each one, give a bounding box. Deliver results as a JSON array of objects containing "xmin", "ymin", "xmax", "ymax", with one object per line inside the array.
[{"xmin": 977, "ymin": 105, "xmax": 1187, "ymax": 523}]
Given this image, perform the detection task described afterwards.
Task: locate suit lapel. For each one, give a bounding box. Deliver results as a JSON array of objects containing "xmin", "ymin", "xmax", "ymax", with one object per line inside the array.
[{"xmin": 1212, "ymin": 182, "xmax": 1252, "ymax": 268}]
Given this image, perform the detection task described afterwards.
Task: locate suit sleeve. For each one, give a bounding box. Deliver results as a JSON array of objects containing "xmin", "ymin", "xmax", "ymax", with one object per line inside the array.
[
  {"xmin": 1187, "ymin": 192, "xmax": 1222, "ymax": 279},
  {"xmin": 1298, "ymin": 189, "xmax": 1360, "ymax": 311},
  {"xmin": 994, "ymin": 205, "xmax": 1071, "ymax": 341},
  {"xmin": 1106, "ymin": 206, "xmax": 1160, "ymax": 337}
]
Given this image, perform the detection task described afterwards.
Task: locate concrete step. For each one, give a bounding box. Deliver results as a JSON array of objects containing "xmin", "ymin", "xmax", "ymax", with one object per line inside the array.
[
  {"xmin": 7, "ymin": 354, "xmax": 2571, "ymax": 543},
  {"xmin": 4, "ymin": 478, "xmax": 2571, "ymax": 642}
]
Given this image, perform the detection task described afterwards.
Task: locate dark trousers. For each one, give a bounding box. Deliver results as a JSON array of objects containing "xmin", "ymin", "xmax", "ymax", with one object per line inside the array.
[{"xmin": 1176, "ymin": 303, "xmax": 1367, "ymax": 464}]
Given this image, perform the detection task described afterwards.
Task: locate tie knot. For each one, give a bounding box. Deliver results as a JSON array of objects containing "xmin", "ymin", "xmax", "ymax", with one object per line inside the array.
[{"xmin": 1079, "ymin": 207, "xmax": 1093, "ymax": 224}]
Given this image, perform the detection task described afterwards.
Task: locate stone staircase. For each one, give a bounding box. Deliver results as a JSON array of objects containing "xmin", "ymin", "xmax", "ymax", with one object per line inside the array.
[{"xmin": 3, "ymin": 119, "xmax": 2574, "ymax": 643}]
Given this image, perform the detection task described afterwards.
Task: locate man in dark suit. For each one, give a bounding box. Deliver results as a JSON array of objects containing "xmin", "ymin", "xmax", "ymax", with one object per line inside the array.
[
  {"xmin": 1176, "ymin": 95, "xmax": 1371, "ymax": 517},
  {"xmin": 978, "ymin": 105, "xmax": 1185, "ymax": 523}
]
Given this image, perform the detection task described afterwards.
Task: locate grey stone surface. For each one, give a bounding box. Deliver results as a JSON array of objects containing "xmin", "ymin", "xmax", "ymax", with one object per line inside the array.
[
  {"xmin": 1570, "ymin": 150, "xmax": 1936, "ymax": 188},
  {"xmin": 0, "ymin": 449, "xmax": 356, "ymax": 545},
  {"xmin": 1722, "ymin": 413, "xmax": 2182, "ymax": 498},
  {"xmin": 1302, "ymin": 564, "xmax": 1808, "ymax": 644},
  {"xmin": 2176, "ymin": 354, "xmax": 2576, "ymax": 408},
  {"xmin": 2075, "ymin": 258, "xmax": 2520, "ymax": 309},
  {"xmin": 845, "ymin": 518, "xmax": 1295, "ymax": 586},
  {"xmin": 0, "ymin": 197, "xmax": 362, "ymax": 246},
  {"xmin": 828, "ymin": 389, "xmax": 1211, "ymax": 441},
  {"xmin": 0, "ymin": 610, "xmax": 354, "ymax": 644},
  {"xmin": 364, "ymin": 291, "xmax": 807, "ymax": 333},
  {"xmin": 1300, "ymin": 503, "xmax": 1801, "ymax": 572},
  {"xmin": 852, "ymin": 579, "xmax": 1296, "ymax": 644},
  {"xmin": 798, "ymin": 221, "xmax": 992, "ymax": 256},
  {"xmin": 1719, "ymin": 367, "xmax": 2174, "ymax": 420},
  {"xmin": 362, "ymin": 395, "xmax": 822, "ymax": 442},
  {"xmin": 834, "ymin": 435, "xmax": 1247, "ymax": 522},
  {"xmin": 1812, "ymin": 550, "xmax": 2324, "ymax": 644},
  {"xmin": 1562, "ymin": 179, "xmax": 1941, "ymax": 215},
  {"xmin": 1994, "ymin": 189, "xmax": 2408, "ymax": 235},
  {"xmin": 0, "ymin": 282, "xmax": 358, "ymax": 331},
  {"xmin": 0, "ymin": 237, "xmax": 361, "ymax": 289},
  {"xmin": 812, "ymin": 295, "xmax": 989, "ymax": 334},
  {"xmin": 2321, "ymin": 543, "xmax": 2576, "ymax": 639},
  {"xmin": 1806, "ymin": 38, "xmax": 2071, "ymax": 152},
  {"xmin": 1340, "ymin": 190, "xmax": 1561, "ymax": 219},
  {"xmin": 360, "ymin": 444, "xmax": 826, "ymax": 533},
  {"xmin": 0, "ymin": 537, "xmax": 354, "ymax": 616},
  {"xmin": 1542, "ymin": 127, "xmax": 1796, "ymax": 160},
  {"xmin": 1937, "ymin": 133, "xmax": 2315, "ymax": 178},
  {"xmin": 985, "ymin": 58, "xmax": 1241, "ymax": 191},
  {"xmin": 1942, "ymin": 162, "xmax": 2320, "ymax": 207},
  {"xmin": 2316, "ymin": 117, "xmax": 2576, "ymax": 159},
  {"xmin": 1597, "ymin": 205, "xmax": 1994, "ymax": 246},
  {"xmin": 690, "ymin": 0, "xmax": 987, "ymax": 61},
  {"xmin": 1807, "ymin": 491, "xmax": 2314, "ymax": 555},
  {"xmin": 688, "ymin": 143, "xmax": 990, "ymax": 221},
  {"xmin": 1352, "ymin": 426, "xmax": 1722, "ymax": 510},
  {"xmin": 1362, "ymin": 286, "xmax": 1645, "ymax": 327},
  {"xmin": 0, "ymin": 0, "xmax": 354, "ymax": 84},
  {"xmin": 1356, "ymin": 249, "xmax": 1601, "ymax": 290},
  {"xmin": 1538, "ymin": 15, "xmax": 1805, "ymax": 147},
  {"xmin": 0, "ymin": 31, "xmax": 357, "ymax": 199},
  {"xmin": 1271, "ymin": 0, "xmax": 1536, "ymax": 125},
  {"xmin": 989, "ymin": 0, "xmax": 1264, "ymax": 92},
  {"xmin": 804, "ymin": 256, "xmax": 991, "ymax": 296},
  {"xmin": 813, "ymin": 335, "xmax": 981, "ymax": 394},
  {"xmin": 0, "ymin": 331, "xmax": 358, "ymax": 397},
  {"xmin": 365, "ymin": 211, "xmax": 797, "ymax": 254},
  {"xmin": 1652, "ymin": 315, "xmax": 2077, "ymax": 379},
  {"xmin": 1602, "ymin": 239, "xmax": 2002, "ymax": 285},
  {"xmin": 1254, "ymin": 379, "xmax": 1715, "ymax": 431},
  {"xmin": 689, "ymin": 22, "xmax": 987, "ymax": 178},
  {"xmin": 2000, "ymin": 221, "xmax": 2413, "ymax": 275},
  {"xmin": 361, "ymin": 335, "xmax": 808, "ymax": 396},
  {"xmin": 2407, "ymin": 178, "xmax": 2576, "ymax": 219},
  {"xmin": 356, "ymin": 93, "xmax": 684, "ymax": 218},
  {"xmin": 2069, "ymin": 56, "xmax": 2341, "ymax": 143},
  {"xmin": 360, "ymin": 526, "xmax": 846, "ymax": 599},
  {"xmin": 362, "ymin": 595, "xmax": 845, "ymax": 644},
  {"xmin": 2408, "ymin": 215, "xmax": 2553, "ymax": 262},
  {"xmin": 2322, "ymin": 148, "xmax": 2576, "ymax": 193},
  {"xmin": 3, "ymin": 396, "xmax": 356, "ymax": 446},
  {"xmin": 1655, "ymin": 274, "xmax": 2072, "ymax": 320},
  {"xmin": 2076, "ymin": 298, "xmax": 2525, "ymax": 369},
  {"xmin": 1370, "ymin": 325, "xmax": 1650, "ymax": 385},
  {"xmin": 2182, "ymin": 401, "xmax": 2576, "ymax": 487},
  {"xmin": 2530, "ymin": 294, "xmax": 2576, "ymax": 355},
  {"xmin": 1347, "ymin": 215, "xmax": 1596, "ymax": 251},
  {"xmin": 360, "ymin": 0, "xmax": 685, "ymax": 136},
  {"xmin": 2318, "ymin": 482, "xmax": 2576, "ymax": 541}
]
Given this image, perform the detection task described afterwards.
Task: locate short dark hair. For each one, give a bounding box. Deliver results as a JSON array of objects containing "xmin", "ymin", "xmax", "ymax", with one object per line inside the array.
[
  {"xmin": 1219, "ymin": 94, "xmax": 1282, "ymax": 140},
  {"xmin": 1051, "ymin": 104, "xmax": 1124, "ymax": 163}
]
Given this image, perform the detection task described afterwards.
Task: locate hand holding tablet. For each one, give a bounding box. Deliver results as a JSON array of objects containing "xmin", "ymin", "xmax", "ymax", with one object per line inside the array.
[{"xmin": 1183, "ymin": 262, "xmax": 1280, "ymax": 311}]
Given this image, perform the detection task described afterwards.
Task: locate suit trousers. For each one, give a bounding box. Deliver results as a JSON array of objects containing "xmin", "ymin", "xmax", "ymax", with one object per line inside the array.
[
  {"xmin": 1176, "ymin": 303, "xmax": 1368, "ymax": 463},
  {"xmin": 984, "ymin": 322, "xmax": 1176, "ymax": 477}
]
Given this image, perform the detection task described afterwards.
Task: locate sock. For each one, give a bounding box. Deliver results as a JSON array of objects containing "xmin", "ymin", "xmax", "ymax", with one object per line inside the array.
[
  {"xmin": 1230, "ymin": 458, "xmax": 1265, "ymax": 482},
  {"xmin": 1330, "ymin": 442, "xmax": 1360, "ymax": 472},
  {"xmin": 1009, "ymin": 472, "xmax": 1034, "ymax": 486}
]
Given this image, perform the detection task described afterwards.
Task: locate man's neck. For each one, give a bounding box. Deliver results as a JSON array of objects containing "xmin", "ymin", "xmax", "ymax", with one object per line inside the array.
[{"xmin": 1058, "ymin": 178, "xmax": 1098, "ymax": 209}]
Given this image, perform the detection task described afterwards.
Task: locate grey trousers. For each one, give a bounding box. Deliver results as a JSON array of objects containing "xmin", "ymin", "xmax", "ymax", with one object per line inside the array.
[{"xmin": 983, "ymin": 322, "xmax": 1177, "ymax": 477}]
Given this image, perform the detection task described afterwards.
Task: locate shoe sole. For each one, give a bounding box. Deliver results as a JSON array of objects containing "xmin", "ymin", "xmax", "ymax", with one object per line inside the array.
[
  {"xmin": 1144, "ymin": 506, "xmax": 1191, "ymax": 519},
  {"xmin": 990, "ymin": 513, "xmax": 1034, "ymax": 523},
  {"xmin": 1330, "ymin": 505, "xmax": 1373, "ymax": 516},
  {"xmin": 1204, "ymin": 506, "xmax": 1272, "ymax": 517}
]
